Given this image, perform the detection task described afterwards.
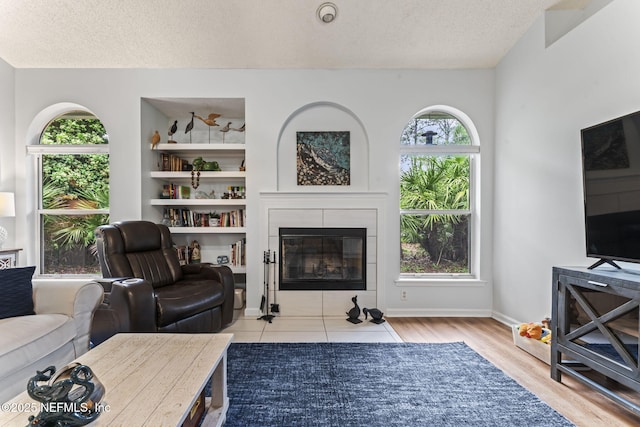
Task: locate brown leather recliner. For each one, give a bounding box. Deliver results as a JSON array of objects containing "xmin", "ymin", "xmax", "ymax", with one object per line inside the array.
[{"xmin": 91, "ymin": 220, "xmax": 234, "ymax": 345}]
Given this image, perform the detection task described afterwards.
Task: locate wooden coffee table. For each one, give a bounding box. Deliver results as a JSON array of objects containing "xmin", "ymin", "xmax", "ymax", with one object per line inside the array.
[{"xmin": 0, "ymin": 333, "xmax": 233, "ymax": 426}]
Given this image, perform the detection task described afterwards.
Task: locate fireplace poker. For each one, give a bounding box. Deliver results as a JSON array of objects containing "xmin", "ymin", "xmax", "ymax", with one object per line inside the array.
[
  {"xmin": 270, "ymin": 251, "xmax": 280, "ymax": 314},
  {"xmin": 259, "ymin": 250, "xmax": 267, "ymax": 313},
  {"xmin": 258, "ymin": 250, "xmax": 275, "ymax": 323}
]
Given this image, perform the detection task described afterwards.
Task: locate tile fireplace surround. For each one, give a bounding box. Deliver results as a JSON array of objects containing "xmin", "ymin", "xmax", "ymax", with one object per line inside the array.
[{"xmin": 259, "ymin": 192, "xmax": 386, "ymax": 317}]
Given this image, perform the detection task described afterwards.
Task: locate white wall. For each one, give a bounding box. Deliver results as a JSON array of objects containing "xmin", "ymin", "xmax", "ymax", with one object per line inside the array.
[
  {"xmin": 6, "ymin": 67, "xmax": 495, "ymax": 316},
  {"xmin": 493, "ymin": 0, "xmax": 640, "ymax": 323},
  {"xmin": 0, "ymin": 58, "xmax": 15, "ymax": 246}
]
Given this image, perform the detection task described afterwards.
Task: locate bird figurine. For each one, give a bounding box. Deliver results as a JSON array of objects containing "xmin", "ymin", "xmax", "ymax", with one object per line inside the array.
[
  {"xmin": 195, "ymin": 113, "xmax": 221, "ymax": 127},
  {"xmin": 185, "ymin": 112, "xmax": 195, "ymax": 143},
  {"xmin": 363, "ymin": 307, "xmax": 385, "ymax": 324},
  {"xmin": 195, "ymin": 113, "xmax": 221, "ymax": 143},
  {"xmin": 168, "ymin": 120, "xmax": 178, "ymax": 141},
  {"xmin": 231, "ymin": 123, "xmax": 245, "ymax": 132},
  {"xmin": 346, "ymin": 295, "xmax": 362, "ymax": 324},
  {"xmin": 220, "ymin": 121, "xmax": 232, "ymax": 143},
  {"xmin": 151, "ymin": 130, "xmax": 161, "ymax": 149}
]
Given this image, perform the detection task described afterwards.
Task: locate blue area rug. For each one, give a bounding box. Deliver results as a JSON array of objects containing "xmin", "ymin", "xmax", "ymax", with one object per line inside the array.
[{"xmin": 224, "ymin": 342, "xmax": 574, "ymax": 427}]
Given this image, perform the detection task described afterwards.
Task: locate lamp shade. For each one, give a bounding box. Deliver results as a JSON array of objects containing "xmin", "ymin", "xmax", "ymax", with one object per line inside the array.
[{"xmin": 0, "ymin": 192, "xmax": 15, "ymax": 217}]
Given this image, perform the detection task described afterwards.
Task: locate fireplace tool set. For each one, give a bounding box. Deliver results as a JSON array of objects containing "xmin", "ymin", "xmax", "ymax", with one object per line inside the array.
[{"xmin": 258, "ymin": 250, "xmax": 279, "ymax": 322}]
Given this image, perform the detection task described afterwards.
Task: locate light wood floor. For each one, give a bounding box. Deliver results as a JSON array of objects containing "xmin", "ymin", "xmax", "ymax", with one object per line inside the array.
[{"xmin": 386, "ymin": 317, "xmax": 640, "ymax": 427}]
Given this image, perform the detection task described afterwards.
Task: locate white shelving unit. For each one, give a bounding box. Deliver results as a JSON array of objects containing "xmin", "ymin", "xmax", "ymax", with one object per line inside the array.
[{"xmin": 141, "ymin": 98, "xmax": 247, "ymax": 273}]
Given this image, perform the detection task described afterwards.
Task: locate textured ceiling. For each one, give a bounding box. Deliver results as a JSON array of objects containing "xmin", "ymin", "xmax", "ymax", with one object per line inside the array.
[{"xmin": 0, "ymin": 0, "xmax": 564, "ymax": 69}]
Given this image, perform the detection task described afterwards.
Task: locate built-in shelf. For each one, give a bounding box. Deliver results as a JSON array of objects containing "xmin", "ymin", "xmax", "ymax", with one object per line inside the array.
[
  {"xmin": 150, "ymin": 171, "xmax": 246, "ymax": 179},
  {"xmin": 169, "ymin": 227, "xmax": 246, "ymax": 234},
  {"xmin": 143, "ymin": 98, "xmax": 247, "ymax": 271},
  {"xmin": 150, "ymin": 199, "xmax": 246, "ymax": 206},
  {"xmin": 154, "ymin": 143, "xmax": 245, "ymax": 154}
]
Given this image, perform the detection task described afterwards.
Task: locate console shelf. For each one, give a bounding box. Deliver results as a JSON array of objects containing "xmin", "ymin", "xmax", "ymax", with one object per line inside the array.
[{"xmin": 552, "ymin": 266, "xmax": 640, "ymax": 416}]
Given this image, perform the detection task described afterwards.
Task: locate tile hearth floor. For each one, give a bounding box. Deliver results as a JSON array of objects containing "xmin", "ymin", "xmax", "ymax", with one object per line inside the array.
[{"xmin": 226, "ymin": 313, "xmax": 402, "ymax": 343}]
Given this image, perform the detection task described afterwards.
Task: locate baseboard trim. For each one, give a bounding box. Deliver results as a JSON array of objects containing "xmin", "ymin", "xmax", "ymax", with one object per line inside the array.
[
  {"xmin": 246, "ymin": 307, "xmax": 509, "ymax": 321},
  {"xmin": 385, "ymin": 308, "xmax": 493, "ymax": 317},
  {"xmin": 491, "ymin": 311, "xmax": 520, "ymax": 327}
]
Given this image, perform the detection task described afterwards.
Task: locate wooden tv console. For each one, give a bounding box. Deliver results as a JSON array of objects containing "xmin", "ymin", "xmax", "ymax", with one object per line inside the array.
[{"xmin": 551, "ymin": 266, "xmax": 640, "ymax": 415}]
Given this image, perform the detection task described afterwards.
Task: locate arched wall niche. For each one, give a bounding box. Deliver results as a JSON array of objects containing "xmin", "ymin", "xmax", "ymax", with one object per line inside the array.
[{"xmin": 276, "ymin": 101, "xmax": 370, "ymax": 191}]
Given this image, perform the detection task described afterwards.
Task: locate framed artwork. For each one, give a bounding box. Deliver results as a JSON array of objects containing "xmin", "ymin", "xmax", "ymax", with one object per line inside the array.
[{"xmin": 296, "ymin": 131, "xmax": 350, "ymax": 185}]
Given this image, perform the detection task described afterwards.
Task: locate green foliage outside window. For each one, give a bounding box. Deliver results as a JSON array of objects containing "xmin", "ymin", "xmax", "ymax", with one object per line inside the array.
[
  {"xmin": 400, "ymin": 156, "xmax": 469, "ymax": 273},
  {"xmin": 40, "ymin": 117, "xmax": 108, "ymax": 145},
  {"xmin": 400, "ymin": 114, "xmax": 472, "ymax": 274},
  {"xmin": 41, "ymin": 118, "xmax": 109, "ymax": 200},
  {"xmin": 40, "ymin": 116, "xmax": 110, "ymax": 275}
]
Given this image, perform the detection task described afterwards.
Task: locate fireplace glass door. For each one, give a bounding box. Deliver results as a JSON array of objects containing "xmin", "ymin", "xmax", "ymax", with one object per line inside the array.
[{"xmin": 279, "ymin": 228, "xmax": 366, "ymax": 290}]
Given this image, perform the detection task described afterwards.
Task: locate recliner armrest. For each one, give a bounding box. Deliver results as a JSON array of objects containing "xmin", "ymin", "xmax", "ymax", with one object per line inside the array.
[
  {"xmin": 94, "ymin": 277, "xmax": 132, "ymax": 294},
  {"xmin": 210, "ymin": 265, "xmax": 235, "ymax": 327},
  {"xmin": 181, "ymin": 263, "xmax": 235, "ymax": 327},
  {"xmin": 106, "ymin": 278, "xmax": 156, "ymax": 333}
]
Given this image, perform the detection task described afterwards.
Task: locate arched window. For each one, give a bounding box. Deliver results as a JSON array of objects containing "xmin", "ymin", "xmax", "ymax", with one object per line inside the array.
[
  {"xmin": 29, "ymin": 111, "xmax": 109, "ymax": 275},
  {"xmin": 400, "ymin": 108, "xmax": 479, "ymax": 277}
]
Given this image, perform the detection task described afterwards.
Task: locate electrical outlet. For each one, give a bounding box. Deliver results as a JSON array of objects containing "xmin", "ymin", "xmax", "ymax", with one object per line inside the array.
[{"xmin": 400, "ymin": 290, "xmax": 407, "ymax": 301}]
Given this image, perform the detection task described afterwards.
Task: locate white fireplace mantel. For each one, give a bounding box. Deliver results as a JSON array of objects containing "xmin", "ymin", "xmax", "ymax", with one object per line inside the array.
[
  {"xmin": 259, "ymin": 191, "xmax": 387, "ymax": 204},
  {"xmin": 254, "ymin": 191, "xmax": 388, "ymax": 317}
]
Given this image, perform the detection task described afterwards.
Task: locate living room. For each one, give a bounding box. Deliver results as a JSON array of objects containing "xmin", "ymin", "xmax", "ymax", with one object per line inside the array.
[{"xmin": 1, "ymin": 1, "xmax": 639, "ymax": 425}]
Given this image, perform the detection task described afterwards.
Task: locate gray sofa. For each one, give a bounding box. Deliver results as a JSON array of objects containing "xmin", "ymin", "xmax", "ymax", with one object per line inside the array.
[{"xmin": 0, "ymin": 280, "xmax": 103, "ymax": 403}]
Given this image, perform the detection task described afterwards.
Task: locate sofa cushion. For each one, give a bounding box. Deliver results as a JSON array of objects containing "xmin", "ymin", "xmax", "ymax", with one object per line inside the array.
[
  {"xmin": 0, "ymin": 266, "xmax": 36, "ymax": 319},
  {"xmin": 0, "ymin": 313, "xmax": 76, "ymax": 381},
  {"xmin": 154, "ymin": 280, "xmax": 225, "ymax": 327}
]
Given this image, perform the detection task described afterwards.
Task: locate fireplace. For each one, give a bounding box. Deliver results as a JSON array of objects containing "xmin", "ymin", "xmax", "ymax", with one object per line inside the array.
[{"xmin": 279, "ymin": 227, "xmax": 366, "ymax": 290}]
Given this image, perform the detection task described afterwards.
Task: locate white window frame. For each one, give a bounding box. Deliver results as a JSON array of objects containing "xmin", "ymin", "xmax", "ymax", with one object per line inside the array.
[
  {"xmin": 399, "ymin": 106, "xmax": 480, "ymax": 280},
  {"xmin": 27, "ymin": 142, "xmax": 109, "ymax": 278}
]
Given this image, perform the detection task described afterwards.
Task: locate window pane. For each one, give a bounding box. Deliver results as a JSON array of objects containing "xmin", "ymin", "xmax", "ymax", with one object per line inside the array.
[
  {"xmin": 401, "ymin": 112, "xmax": 471, "ymax": 146},
  {"xmin": 40, "ymin": 115, "xmax": 108, "ymax": 145},
  {"xmin": 400, "ymin": 214, "xmax": 469, "ymax": 274},
  {"xmin": 42, "ymin": 154, "xmax": 109, "ymax": 209},
  {"xmin": 41, "ymin": 214, "xmax": 109, "ymax": 275},
  {"xmin": 400, "ymin": 155, "xmax": 469, "ymax": 210},
  {"xmin": 38, "ymin": 112, "xmax": 110, "ymax": 276}
]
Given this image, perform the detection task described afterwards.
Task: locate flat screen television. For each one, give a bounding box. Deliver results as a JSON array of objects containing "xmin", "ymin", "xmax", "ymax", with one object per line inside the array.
[{"xmin": 581, "ymin": 110, "xmax": 640, "ymax": 269}]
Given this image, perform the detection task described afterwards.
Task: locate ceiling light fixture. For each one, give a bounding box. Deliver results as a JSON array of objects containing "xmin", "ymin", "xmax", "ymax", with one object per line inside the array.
[{"xmin": 317, "ymin": 2, "xmax": 337, "ymax": 23}]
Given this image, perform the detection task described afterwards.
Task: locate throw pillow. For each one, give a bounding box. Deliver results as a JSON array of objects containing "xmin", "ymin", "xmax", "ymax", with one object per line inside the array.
[{"xmin": 0, "ymin": 266, "xmax": 36, "ymax": 319}]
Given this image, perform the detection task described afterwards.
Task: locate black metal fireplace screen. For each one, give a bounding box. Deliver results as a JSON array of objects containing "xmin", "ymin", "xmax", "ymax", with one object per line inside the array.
[{"xmin": 279, "ymin": 227, "xmax": 366, "ymax": 291}]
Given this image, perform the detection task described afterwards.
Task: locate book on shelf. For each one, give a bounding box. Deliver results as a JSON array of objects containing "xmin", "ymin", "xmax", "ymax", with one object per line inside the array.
[
  {"xmin": 160, "ymin": 154, "xmax": 189, "ymax": 172},
  {"xmin": 176, "ymin": 245, "xmax": 190, "ymax": 265},
  {"xmin": 161, "ymin": 184, "xmax": 191, "ymax": 199},
  {"xmin": 230, "ymin": 238, "xmax": 246, "ymax": 267},
  {"xmin": 218, "ymin": 209, "xmax": 245, "ymax": 227},
  {"xmin": 161, "ymin": 153, "xmax": 170, "ymax": 171},
  {"xmin": 164, "ymin": 208, "xmax": 245, "ymax": 228}
]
